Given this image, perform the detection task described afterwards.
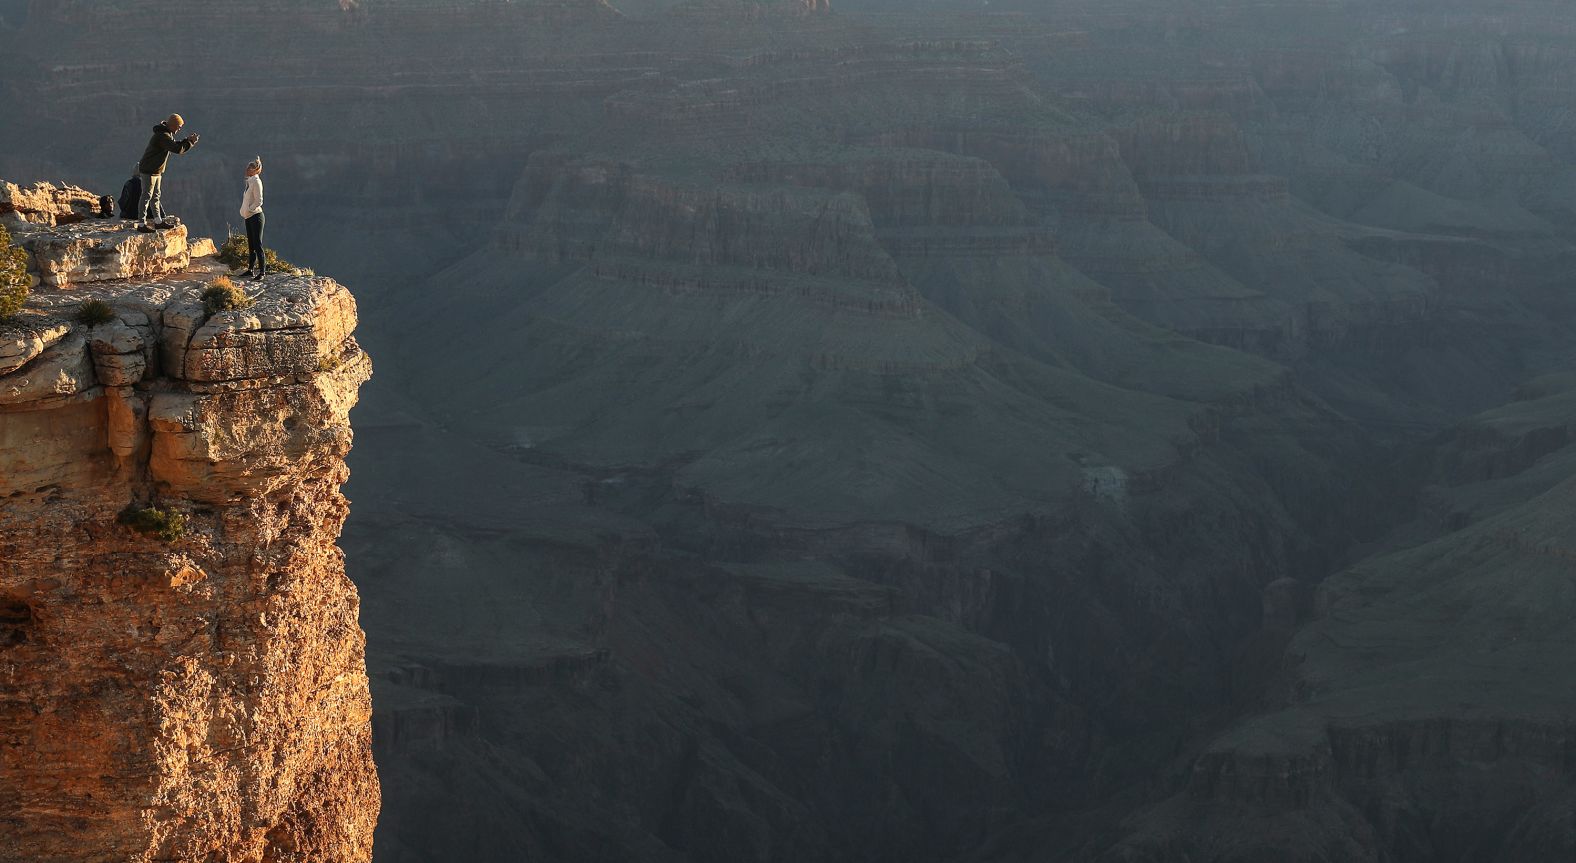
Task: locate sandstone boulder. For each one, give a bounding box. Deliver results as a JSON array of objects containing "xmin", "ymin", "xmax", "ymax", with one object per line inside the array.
[
  {"xmin": 0, "ymin": 180, "xmax": 102, "ymax": 226},
  {"xmin": 20, "ymin": 221, "xmax": 192, "ymax": 288},
  {"xmin": 0, "ymin": 316, "xmax": 69, "ymax": 375}
]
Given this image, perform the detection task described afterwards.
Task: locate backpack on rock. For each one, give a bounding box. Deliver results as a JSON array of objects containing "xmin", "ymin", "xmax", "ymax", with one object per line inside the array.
[{"xmin": 118, "ymin": 175, "xmax": 141, "ymax": 220}]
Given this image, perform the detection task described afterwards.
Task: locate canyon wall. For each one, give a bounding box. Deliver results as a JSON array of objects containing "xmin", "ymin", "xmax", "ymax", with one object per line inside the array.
[
  {"xmin": 1089, "ymin": 375, "xmax": 1576, "ymax": 863},
  {"xmin": 0, "ymin": 183, "xmax": 377, "ymax": 862}
]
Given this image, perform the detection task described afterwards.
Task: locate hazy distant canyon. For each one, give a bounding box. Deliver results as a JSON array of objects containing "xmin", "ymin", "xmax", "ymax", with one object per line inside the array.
[{"xmin": 3, "ymin": 0, "xmax": 1576, "ymax": 860}]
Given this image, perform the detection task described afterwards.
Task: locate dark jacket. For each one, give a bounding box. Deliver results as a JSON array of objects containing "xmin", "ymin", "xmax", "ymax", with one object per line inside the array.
[{"xmin": 137, "ymin": 123, "xmax": 196, "ymax": 175}]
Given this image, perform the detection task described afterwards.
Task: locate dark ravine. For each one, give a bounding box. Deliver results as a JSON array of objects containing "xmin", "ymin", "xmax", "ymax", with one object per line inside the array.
[{"xmin": 3, "ymin": 1, "xmax": 1576, "ymax": 861}]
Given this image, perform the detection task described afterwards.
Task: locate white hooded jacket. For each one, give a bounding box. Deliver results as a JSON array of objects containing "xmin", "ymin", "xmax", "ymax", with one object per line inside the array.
[{"xmin": 239, "ymin": 174, "xmax": 263, "ymax": 219}]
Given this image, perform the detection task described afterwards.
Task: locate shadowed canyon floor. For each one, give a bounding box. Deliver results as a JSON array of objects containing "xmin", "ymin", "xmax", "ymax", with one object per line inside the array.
[{"xmin": 4, "ymin": 0, "xmax": 1576, "ymax": 861}]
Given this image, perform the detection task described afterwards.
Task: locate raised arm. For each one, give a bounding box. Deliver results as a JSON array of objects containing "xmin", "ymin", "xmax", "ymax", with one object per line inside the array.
[{"xmin": 163, "ymin": 133, "xmax": 199, "ymax": 155}]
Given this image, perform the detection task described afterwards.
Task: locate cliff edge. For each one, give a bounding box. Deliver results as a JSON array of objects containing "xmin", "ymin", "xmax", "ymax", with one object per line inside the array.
[{"xmin": 0, "ymin": 181, "xmax": 378, "ymax": 863}]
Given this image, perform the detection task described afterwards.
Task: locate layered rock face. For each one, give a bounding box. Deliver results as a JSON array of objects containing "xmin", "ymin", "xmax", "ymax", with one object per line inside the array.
[{"xmin": 0, "ymin": 184, "xmax": 377, "ymax": 862}]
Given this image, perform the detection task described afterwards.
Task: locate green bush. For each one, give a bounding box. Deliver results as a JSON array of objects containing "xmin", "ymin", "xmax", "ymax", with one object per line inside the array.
[
  {"xmin": 0, "ymin": 224, "xmax": 29, "ymax": 321},
  {"xmin": 75, "ymin": 299, "xmax": 115, "ymax": 326},
  {"xmin": 217, "ymin": 232, "xmax": 304, "ymax": 276},
  {"xmin": 118, "ymin": 506, "xmax": 186, "ymax": 543},
  {"xmin": 202, "ymin": 276, "xmax": 254, "ymax": 316}
]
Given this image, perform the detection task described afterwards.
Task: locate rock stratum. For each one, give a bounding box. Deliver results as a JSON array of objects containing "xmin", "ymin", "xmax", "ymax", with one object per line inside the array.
[
  {"xmin": 0, "ymin": 183, "xmax": 377, "ymax": 862},
  {"xmin": 4, "ymin": 1, "xmax": 1576, "ymax": 861}
]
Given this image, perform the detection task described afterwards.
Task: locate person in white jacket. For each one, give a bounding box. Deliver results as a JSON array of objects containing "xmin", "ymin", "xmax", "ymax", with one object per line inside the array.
[{"xmin": 239, "ymin": 157, "xmax": 266, "ymax": 280}]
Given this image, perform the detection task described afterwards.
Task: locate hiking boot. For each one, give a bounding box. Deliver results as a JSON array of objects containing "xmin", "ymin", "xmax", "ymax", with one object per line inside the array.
[
  {"xmin": 240, "ymin": 270, "xmax": 256, "ymax": 280},
  {"xmin": 252, "ymin": 271, "xmax": 266, "ymax": 282},
  {"xmin": 137, "ymin": 223, "xmax": 156, "ymax": 233}
]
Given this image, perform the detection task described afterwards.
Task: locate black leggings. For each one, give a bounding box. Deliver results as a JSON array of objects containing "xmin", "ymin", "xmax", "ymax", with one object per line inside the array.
[{"xmin": 245, "ymin": 212, "xmax": 265, "ymax": 272}]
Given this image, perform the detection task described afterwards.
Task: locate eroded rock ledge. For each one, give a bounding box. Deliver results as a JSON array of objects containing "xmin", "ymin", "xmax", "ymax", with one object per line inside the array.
[{"xmin": 0, "ymin": 182, "xmax": 378, "ymax": 863}]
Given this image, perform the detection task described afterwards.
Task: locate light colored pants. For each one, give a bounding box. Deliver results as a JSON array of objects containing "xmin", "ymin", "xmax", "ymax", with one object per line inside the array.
[{"xmin": 137, "ymin": 172, "xmax": 164, "ymax": 224}]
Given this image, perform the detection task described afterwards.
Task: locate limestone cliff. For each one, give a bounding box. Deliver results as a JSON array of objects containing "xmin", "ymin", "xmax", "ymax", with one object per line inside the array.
[{"xmin": 0, "ymin": 182, "xmax": 377, "ymax": 863}]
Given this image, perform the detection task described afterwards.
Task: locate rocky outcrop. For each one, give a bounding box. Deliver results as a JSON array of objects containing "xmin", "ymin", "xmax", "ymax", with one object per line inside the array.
[
  {"xmin": 1, "ymin": 182, "xmax": 192, "ymax": 288},
  {"xmin": 0, "ymin": 180, "xmax": 102, "ymax": 225},
  {"xmin": 0, "ymin": 181, "xmax": 377, "ymax": 863}
]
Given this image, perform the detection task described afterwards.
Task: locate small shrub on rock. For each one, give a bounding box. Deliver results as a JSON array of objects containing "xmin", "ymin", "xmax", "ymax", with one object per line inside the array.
[
  {"xmin": 75, "ymin": 299, "xmax": 115, "ymax": 326},
  {"xmin": 118, "ymin": 506, "xmax": 187, "ymax": 543},
  {"xmin": 217, "ymin": 232, "xmax": 302, "ymax": 276},
  {"xmin": 202, "ymin": 276, "xmax": 254, "ymax": 316},
  {"xmin": 0, "ymin": 223, "xmax": 29, "ymax": 321}
]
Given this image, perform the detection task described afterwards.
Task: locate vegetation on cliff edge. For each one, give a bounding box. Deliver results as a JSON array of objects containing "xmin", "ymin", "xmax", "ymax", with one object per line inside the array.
[
  {"xmin": 218, "ymin": 232, "xmax": 306, "ymax": 277},
  {"xmin": 202, "ymin": 276, "xmax": 254, "ymax": 316},
  {"xmin": 118, "ymin": 506, "xmax": 187, "ymax": 543},
  {"xmin": 0, "ymin": 223, "xmax": 29, "ymax": 320},
  {"xmin": 75, "ymin": 299, "xmax": 115, "ymax": 326}
]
